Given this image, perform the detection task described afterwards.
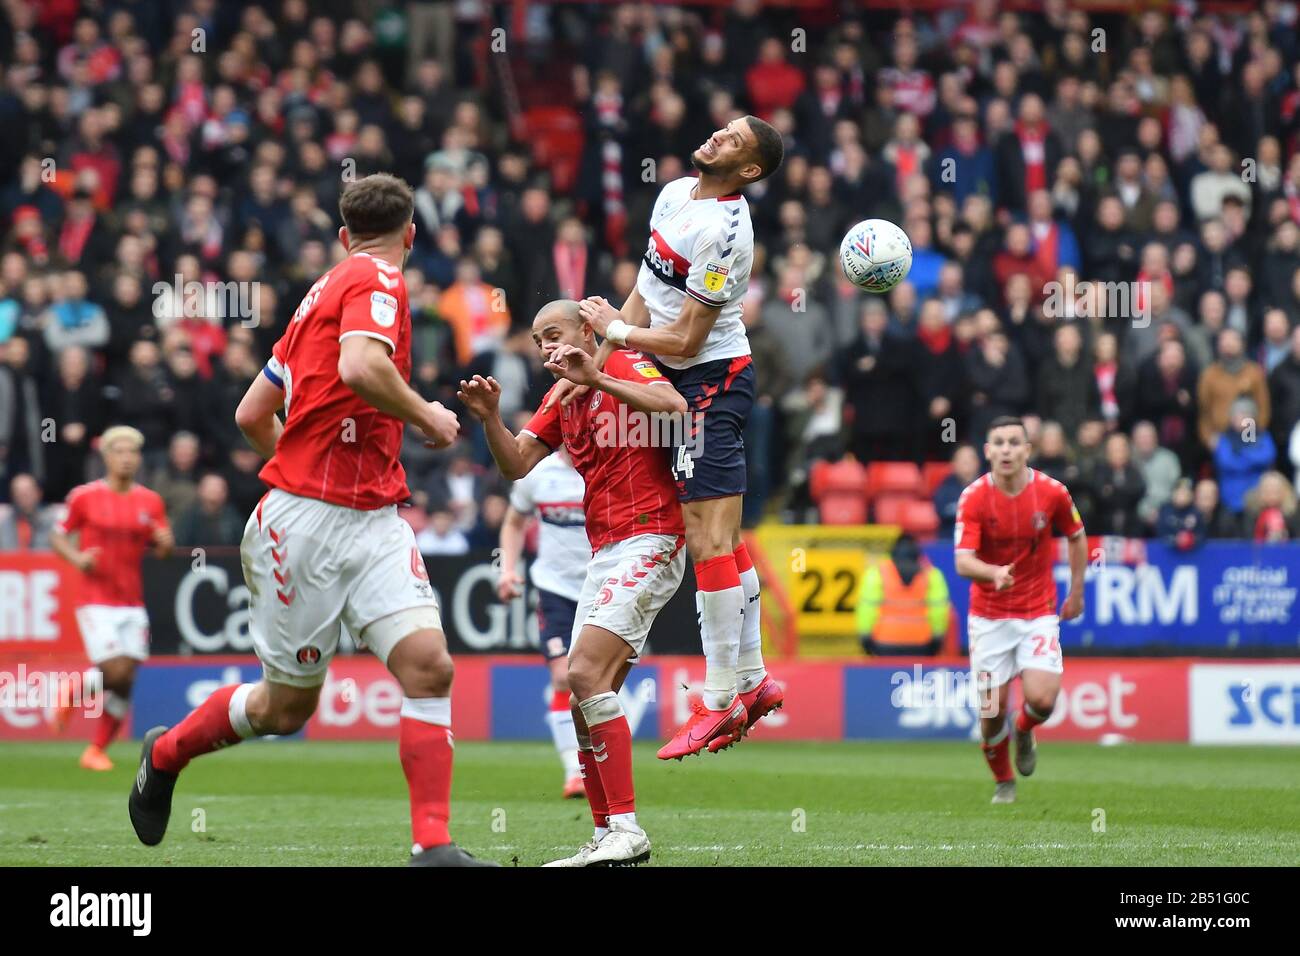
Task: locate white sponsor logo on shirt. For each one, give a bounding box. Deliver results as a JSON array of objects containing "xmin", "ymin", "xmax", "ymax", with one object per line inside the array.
[{"xmin": 370, "ymin": 291, "xmax": 398, "ymax": 327}]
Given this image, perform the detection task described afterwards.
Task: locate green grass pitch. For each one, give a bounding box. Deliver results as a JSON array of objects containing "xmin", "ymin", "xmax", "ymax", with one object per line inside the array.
[{"xmin": 2, "ymin": 740, "xmax": 1297, "ymax": 866}]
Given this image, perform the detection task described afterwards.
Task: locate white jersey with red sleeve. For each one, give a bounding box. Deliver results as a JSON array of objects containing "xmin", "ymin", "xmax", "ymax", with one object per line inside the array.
[
  {"xmin": 258, "ymin": 252, "xmax": 413, "ymax": 510},
  {"xmin": 507, "ymin": 451, "xmax": 588, "ymax": 601},
  {"xmin": 954, "ymin": 468, "xmax": 1085, "ymax": 620}
]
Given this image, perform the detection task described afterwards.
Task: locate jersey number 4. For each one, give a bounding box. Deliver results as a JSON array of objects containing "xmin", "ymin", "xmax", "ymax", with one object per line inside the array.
[{"xmin": 671, "ymin": 445, "xmax": 695, "ymax": 481}]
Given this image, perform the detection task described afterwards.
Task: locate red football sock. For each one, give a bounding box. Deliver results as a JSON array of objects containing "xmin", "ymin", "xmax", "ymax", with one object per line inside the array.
[
  {"xmin": 588, "ymin": 715, "xmax": 635, "ymax": 815},
  {"xmin": 551, "ymin": 689, "xmax": 570, "ymax": 712},
  {"xmin": 90, "ymin": 712, "xmax": 123, "ymax": 750},
  {"xmin": 1015, "ymin": 702, "xmax": 1049, "ymax": 733},
  {"xmin": 153, "ymin": 684, "xmax": 243, "ymax": 774},
  {"xmin": 400, "ymin": 716, "xmax": 453, "ymax": 850},
  {"xmin": 576, "ymin": 747, "xmax": 609, "ymax": 828},
  {"xmin": 981, "ymin": 734, "xmax": 1013, "ymax": 783}
]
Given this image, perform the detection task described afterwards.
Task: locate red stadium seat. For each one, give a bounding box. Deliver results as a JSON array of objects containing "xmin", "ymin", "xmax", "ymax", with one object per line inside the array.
[
  {"xmin": 518, "ymin": 107, "xmax": 584, "ymax": 194},
  {"xmin": 810, "ymin": 458, "xmax": 869, "ymax": 525},
  {"xmin": 872, "ymin": 493, "xmax": 914, "ymax": 525},
  {"xmin": 922, "ymin": 461, "xmax": 953, "ymax": 497},
  {"xmin": 900, "ymin": 499, "xmax": 940, "ymax": 539},
  {"xmin": 865, "ymin": 461, "xmax": 924, "ymax": 502}
]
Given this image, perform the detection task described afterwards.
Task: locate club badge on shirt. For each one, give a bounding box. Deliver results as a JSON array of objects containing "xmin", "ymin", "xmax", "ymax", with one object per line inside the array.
[
  {"xmin": 703, "ymin": 262, "xmax": 729, "ymax": 293},
  {"xmin": 370, "ymin": 291, "xmax": 398, "ymax": 327}
]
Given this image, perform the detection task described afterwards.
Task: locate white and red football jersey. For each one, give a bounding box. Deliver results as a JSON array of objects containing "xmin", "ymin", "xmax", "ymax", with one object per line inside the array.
[
  {"xmin": 259, "ymin": 252, "xmax": 413, "ymax": 510},
  {"xmin": 954, "ymin": 468, "xmax": 1085, "ymax": 620},
  {"xmin": 522, "ymin": 349, "xmax": 685, "ymax": 552},
  {"xmin": 636, "ymin": 175, "xmax": 752, "ymax": 370},
  {"xmin": 55, "ymin": 480, "xmax": 168, "ymax": 607},
  {"xmin": 507, "ymin": 450, "xmax": 588, "ymax": 601}
]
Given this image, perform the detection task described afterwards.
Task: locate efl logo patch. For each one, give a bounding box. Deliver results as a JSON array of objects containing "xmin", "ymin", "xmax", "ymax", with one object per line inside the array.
[
  {"xmin": 703, "ymin": 262, "xmax": 729, "ymax": 293},
  {"xmin": 632, "ymin": 360, "xmax": 662, "ymax": 379},
  {"xmin": 370, "ymin": 291, "xmax": 398, "ymax": 327}
]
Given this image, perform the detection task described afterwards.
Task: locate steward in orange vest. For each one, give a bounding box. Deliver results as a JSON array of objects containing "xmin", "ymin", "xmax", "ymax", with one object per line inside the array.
[{"xmin": 856, "ymin": 533, "xmax": 950, "ymax": 655}]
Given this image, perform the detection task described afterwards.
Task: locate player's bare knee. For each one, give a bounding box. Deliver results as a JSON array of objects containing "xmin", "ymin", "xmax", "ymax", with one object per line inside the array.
[
  {"xmin": 1024, "ymin": 691, "xmax": 1058, "ymax": 716},
  {"xmin": 567, "ymin": 657, "xmax": 599, "ymax": 701},
  {"xmin": 394, "ymin": 648, "xmax": 453, "ymax": 698}
]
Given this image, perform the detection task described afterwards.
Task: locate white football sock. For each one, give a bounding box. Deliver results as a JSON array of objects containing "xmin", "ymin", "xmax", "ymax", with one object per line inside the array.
[
  {"xmin": 546, "ymin": 708, "xmax": 580, "ymax": 777},
  {"xmin": 736, "ymin": 562, "xmax": 767, "ymax": 693},
  {"xmin": 608, "ymin": 811, "xmax": 642, "ymax": 834},
  {"xmin": 698, "ymin": 587, "xmax": 744, "ymax": 710}
]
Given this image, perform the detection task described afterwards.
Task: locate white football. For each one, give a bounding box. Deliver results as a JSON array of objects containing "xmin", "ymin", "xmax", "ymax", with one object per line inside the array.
[{"xmin": 839, "ymin": 219, "xmax": 913, "ymax": 293}]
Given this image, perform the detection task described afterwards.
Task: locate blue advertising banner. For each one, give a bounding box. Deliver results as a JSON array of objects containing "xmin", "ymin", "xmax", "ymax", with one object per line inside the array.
[
  {"xmin": 924, "ymin": 541, "xmax": 1300, "ymax": 652},
  {"xmin": 489, "ymin": 663, "xmax": 663, "ymax": 741}
]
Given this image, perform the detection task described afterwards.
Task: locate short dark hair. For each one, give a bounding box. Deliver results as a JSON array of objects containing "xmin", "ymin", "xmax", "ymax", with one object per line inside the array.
[
  {"xmin": 744, "ymin": 115, "xmax": 784, "ymax": 182},
  {"xmin": 987, "ymin": 415, "xmax": 1028, "ymax": 439},
  {"xmin": 339, "ymin": 173, "xmax": 414, "ymax": 239}
]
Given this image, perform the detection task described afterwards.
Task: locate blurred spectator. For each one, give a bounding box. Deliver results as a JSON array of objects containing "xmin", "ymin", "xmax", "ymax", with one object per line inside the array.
[
  {"xmin": 1036, "ymin": 322, "xmax": 1098, "ymax": 440},
  {"xmin": 966, "ymin": 326, "xmax": 1029, "ymax": 440},
  {"xmin": 0, "ymin": 336, "xmax": 45, "ymax": 490},
  {"xmin": 840, "ymin": 304, "xmax": 915, "ymax": 462},
  {"xmin": 1214, "ymin": 398, "xmax": 1277, "ymax": 515},
  {"xmin": 1243, "ymin": 470, "xmax": 1300, "ymax": 543},
  {"xmin": 1194, "ymin": 478, "xmax": 1242, "ymax": 539},
  {"xmin": 174, "ymin": 473, "xmax": 243, "ymax": 546},
  {"xmin": 149, "ymin": 432, "xmax": 201, "ymax": 522},
  {"xmin": 1086, "ymin": 432, "xmax": 1146, "ymax": 537},
  {"xmin": 1132, "ymin": 421, "xmax": 1181, "ymax": 529},
  {"xmin": 1198, "ymin": 329, "xmax": 1270, "ymax": 452},
  {"xmin": 440, "ymin": 258, "xmax": 510, "ymax": 367},
  {"xmin": 934, "ymin": 443, "xmax": 981, "ymax": 539},
  {"xmin": 1156, "ymin": 478, "xmax": 1204, "ymax": 551},
  {"xmin": 467, "ymin": 493, "xmax": 509, "ymax": 551},
  {"xmin": 42, "ymin": 344, "xmax": 102, "ymax": 501},
  {"xmin": 1135, "ymin": 339, "xmax": 1198, "ymax": 473},
  {"xmin": 0, "ymin": 474, "xmax": 56, "ymax": 549},
  {"xmin": 417, "ymin": 508, "xmax": 470, "ymax": 556},
  {"xmin": 41, "ymin": 271, "xmax": 109, "ymax": 356}
]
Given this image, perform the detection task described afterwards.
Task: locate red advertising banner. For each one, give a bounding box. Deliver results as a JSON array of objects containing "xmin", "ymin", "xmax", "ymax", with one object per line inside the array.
[
  {"xmin": 1035, "ymin": 660, "xmax": 1189, "ymax": 742},
  {"xmin": 304, "ymin": 656, "xmax": 492, "ymax": 741},
  {"xmin": 0, "ymin": 554, "xmax": 84, "ymax": 658}
]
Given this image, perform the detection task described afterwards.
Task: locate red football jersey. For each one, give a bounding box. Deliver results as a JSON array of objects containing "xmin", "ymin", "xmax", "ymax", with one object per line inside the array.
[
  {"xmin": 954, "ymin": 468, "xmax": 1085, "ymax": 619},
  {"xmin": 259, "ymin": 252, "xmax": 413, "ymax": 510},
  {"xmin": 523, "ymin": 349, "xmax": 685, "ymax": 552},
  {"xmin": 56, "ymin": 480, "xmax": 168, "ymax": 607}
]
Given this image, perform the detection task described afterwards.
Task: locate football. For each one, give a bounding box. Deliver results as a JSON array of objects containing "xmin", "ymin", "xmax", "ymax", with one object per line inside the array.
[{"xmin": 839, "ymin": 219, "xmax": 913, "ymax": 293}]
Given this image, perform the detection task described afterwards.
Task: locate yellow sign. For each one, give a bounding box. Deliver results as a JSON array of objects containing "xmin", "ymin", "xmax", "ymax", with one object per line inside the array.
[{"xmin": 754, "ymin": 524, "xmax": 899, "ymax": 657}]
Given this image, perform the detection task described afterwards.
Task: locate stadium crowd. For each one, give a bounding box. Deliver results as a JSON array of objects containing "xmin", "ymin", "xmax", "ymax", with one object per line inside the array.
[{"xmin": 2, "ymin": 0, "xmax": 1300, "ymax": 551}]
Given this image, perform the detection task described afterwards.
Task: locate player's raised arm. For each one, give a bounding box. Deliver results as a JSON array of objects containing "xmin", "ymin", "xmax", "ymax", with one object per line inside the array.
[
  {"xmin": 338, "ymin": 334, "xmax": 460, "ymax": 447},
  {"xmin": 547, "ymin": 286, "xmax": 654, "ymax": 411},
  {"xmin": 582, "ymin": 292, "xmax": 720, "ymax": 360},
  {"xmin": 458, "ymin": 374, "xmax": 551, "ymax": 480},
  {"xmin": 234, "ymin": 366, "xmax": 286, "ymax": 459},
  {"xmin": 545, "ymin": 344, "xmax": 687, "ymax": 416}
]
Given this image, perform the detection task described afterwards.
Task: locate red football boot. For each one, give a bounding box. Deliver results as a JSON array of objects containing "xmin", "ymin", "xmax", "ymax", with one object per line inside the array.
[
  {"xmin": 657, "ymin": 696, "xmax": 748, "ymax": 760},
  {"xmin": 738, "ymin": 674, "xmax": 784, "ymax": 734}
]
